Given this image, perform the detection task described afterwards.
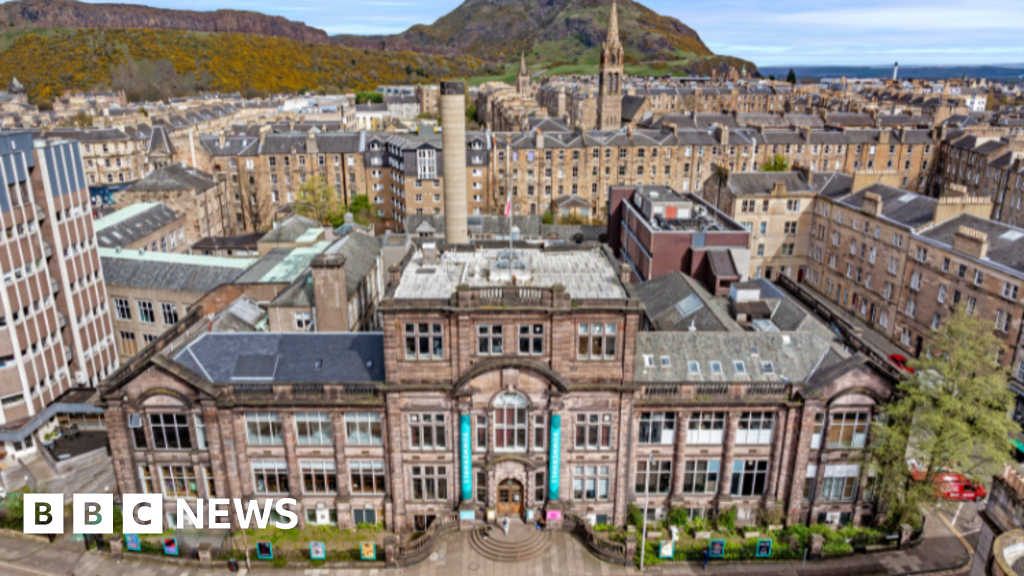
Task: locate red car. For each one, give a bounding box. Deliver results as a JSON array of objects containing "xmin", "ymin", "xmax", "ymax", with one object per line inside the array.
[
  {"xmin": 889, "ymin": 354, "xmax": 915, "ymax": 373},
  {"xmin": 911, "ymin": 471, "xmax": 986, "ymax": 502}
]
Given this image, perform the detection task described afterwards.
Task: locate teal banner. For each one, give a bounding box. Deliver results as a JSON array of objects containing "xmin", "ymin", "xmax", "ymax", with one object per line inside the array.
[
  {"xmin": 549, "ymin": 414, "xmax": 561, "ymax": 500},
  {"xmin": 460, "ymin": 414, "xmax": 472, "ymax": 501}
]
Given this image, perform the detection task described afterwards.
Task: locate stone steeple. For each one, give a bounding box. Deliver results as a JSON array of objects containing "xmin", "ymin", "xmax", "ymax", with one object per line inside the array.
[
  {"xmin": 516, "ymin": 52, "xmax": 531, "ymax": 95},
  {"xmin": 520, "ymin": 52, "xmax": 528, "ymax": 76},
  {"xmin": 597, "ymin": 0, "xmax": 624, "ymax": 130}
]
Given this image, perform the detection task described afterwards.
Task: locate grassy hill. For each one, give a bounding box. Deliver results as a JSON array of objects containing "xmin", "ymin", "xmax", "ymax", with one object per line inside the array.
[
  {"xmin": 336, "ymin": 0, "xmax": 755, "ymax": 81},
  {"xmin": 0, "ymin": 28, "xmax": 496, "ymax": 104}
]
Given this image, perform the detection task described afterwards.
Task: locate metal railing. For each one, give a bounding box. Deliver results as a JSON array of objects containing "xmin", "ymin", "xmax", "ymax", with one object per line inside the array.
[{"xmin": 640, "ymin": 381, "xmax": 792, "ymax": 401}]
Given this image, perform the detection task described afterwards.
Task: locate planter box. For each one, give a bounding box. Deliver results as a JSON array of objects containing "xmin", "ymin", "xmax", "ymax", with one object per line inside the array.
[
  {"xmin": 744, "ymin": 531, "xmax": 760, "ymax": 539},
  {"xmin": 647, "ymin": 531, "xmax": 662, "ymax": 539},
  {"xmin": 768, "ymin": 525, "xmax": 783, "ymax": 532},
  {"xmin": 694, "ymin": 531, "xmax": 712, "ymax": 540}
]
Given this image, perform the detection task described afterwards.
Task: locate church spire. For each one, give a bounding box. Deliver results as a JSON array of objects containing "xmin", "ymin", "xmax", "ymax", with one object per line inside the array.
[
  {"xmin": 607, "ymin": 0, "xmax": 620, "ymax": 47},
  {"xmin": 519, "ymin": 52, "xmax": 528, "ymax": 76}
]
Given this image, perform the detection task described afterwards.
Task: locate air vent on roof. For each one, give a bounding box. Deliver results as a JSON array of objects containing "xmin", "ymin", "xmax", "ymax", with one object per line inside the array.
[{"xmin": 233, "ymin": 354, "xmax": 279, "ymax": 380}]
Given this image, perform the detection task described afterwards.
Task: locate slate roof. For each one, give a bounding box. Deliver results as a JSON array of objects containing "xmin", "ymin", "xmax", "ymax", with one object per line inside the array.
[
  {"xmin": 635, "ymin": 331, "xmax": 843, "ymax": 383},
  {"xmin": 100, "ymin": 252, "xmax": 247, "ymax": 293},
  {"xmin": 94, "ymin": 202, "xmax": 181, "ymax": 248},
  {"xmin": 173, "ymin": 332, "xmax": 385, "ymax": 384},
  {"xmin": 260, "ymin": 216, "xmax": 323, "ymax": 244},
  {"xmin": 405, "ymin": 214, "xmax": 543, "ymax": 239},
  {"xmin": 834, "ymin": 183, "xmax": 938, "ymax": 231},
  {"xmin": 725, "ymin": 172, "xmax": 814, "ymax": 196},
  {"xmin": 123, "ymin": 164, "xmax": 216, "ymax": 193},
  {"xmin": 191, "ymin": 233, "xmax": 265, "ymax": 251},
  {"xmin": 916, "ymin": 213, "xmax": 1024, "ymax": 277},
  {"xmin": 629, "ymin": 272, "xmax": 740, "ymax": 333},
  {"xmin": 269, "ymin": 232, "xmax": 382, "ymax": 307}
]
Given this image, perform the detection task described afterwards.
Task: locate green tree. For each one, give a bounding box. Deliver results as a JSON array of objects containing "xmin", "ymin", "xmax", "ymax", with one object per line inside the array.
[
  {"xmin": 295, "ymin": 176, "xmax": 336, "ymax": 223},
  {"xmin": 762, "ymin": 154, "xmax": 790, "ymax": 172},
  {"xmin": 786, "ymin": 69, "xmax": 798, "ymax": 84},
  {"xmin": 355, "ymin": 90, "xmax": 383, "ymax": 104},
  {"xmin": 871, "ymin": 308, "xmax": 1019, "ymax": 527}
]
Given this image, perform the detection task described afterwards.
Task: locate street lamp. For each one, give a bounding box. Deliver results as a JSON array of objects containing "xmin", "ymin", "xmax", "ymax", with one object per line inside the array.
[{"xmin": 640, "ymin": 453, "xmax": 654, "ymax": 572}]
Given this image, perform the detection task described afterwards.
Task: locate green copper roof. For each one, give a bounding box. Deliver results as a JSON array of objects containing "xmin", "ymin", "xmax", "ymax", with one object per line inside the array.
[
  {"xmin": 97, "ymin": 247, "xmax": 257, "ymax": 269},
  {"xmin": 258, "ymin": 241, "xmax": 332, "ymax": 283},
  {"xmin": 93, "ymin": 202, "xmax": 161, "ymax": 231},
  {"xmin": 294, "ymin": 227, "xmax": 325, "ymax": 244}
]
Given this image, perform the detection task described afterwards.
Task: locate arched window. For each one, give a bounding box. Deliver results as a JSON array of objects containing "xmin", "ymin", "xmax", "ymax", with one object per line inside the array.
[{"xmin": 494, "ymin": 393, "xmax": 528, "ymax": 451}]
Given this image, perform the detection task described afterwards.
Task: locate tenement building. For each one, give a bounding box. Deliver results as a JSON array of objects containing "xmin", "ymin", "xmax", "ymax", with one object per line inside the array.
[{"xmin": 100, "ymin": 239, "xmax": 897, "ymax": 532}]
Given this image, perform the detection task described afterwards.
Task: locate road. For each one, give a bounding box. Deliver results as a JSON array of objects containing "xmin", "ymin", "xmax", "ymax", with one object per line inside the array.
[
  {"xmin": 935, "ymin": 498, "xmax": 984, "ymax": 554},
  {"xmin": 0, "ymin": 559, "xmax": 64, "ymax": 576}
]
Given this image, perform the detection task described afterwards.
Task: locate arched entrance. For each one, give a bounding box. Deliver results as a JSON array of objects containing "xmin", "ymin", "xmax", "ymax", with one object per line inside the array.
[{"xmin": 496, "ymin": 478, "xmax": 524, "ymax": 517}]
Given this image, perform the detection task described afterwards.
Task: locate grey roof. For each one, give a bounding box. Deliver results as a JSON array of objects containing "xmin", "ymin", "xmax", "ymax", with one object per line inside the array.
[
  {"xmin": 635, "ymin": 331, "xmax": 842, "ymax": 383},
  {"xmin": 96, "ymin": 203, "xmax": 180, "ymax": 248},
  {"xmin": 192, "ymin": 233, "xmax": 265, "ymax": 251},
  {"xmin": 100, "ymin": 256, "xmax": 244, "ymax": 294},
  {"xmin": 208, "ymin": 295, "xmax": 266, "ymax": 333},
  {"xmin": 269, "ymin": 232, "xmax": 382, "ymax": 307},
  {"xmin": 173, "ymin": 332, "xmax": 385, "ymax": 384},
  {"xmin": 835, "ymin": 183, "xmax": 938, "ymax": 231},
  {"xmin": 123, "ymin": 164, "xmax": 216, "ymax": 193},
  {"xmin": 260, "ymin": 215, "xmax": 323, "ymax": 244},
  {"xmin": 726, "ymin": 172, "xmax": 814, "ymax": 196},
  {"xmin": 405, "ymin": 214, "xmax": 543, "ymax": 239},
  {"xmin": 917, "ymin": 213, "xmax": 1024, "ymax": 276},
  {"xmin": 630, "ymin": 272, "xmax": 740, "ymax": 333}
]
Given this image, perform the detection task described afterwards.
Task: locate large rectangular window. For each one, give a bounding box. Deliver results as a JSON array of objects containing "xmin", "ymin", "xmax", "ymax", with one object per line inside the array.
[
  {"xmin": 476, "ymin": 470, "xmax": 487, "ymax": 503},
  {"xmin": 730, "ymin": 460, "xmax": 768, "ymax": 497},
  {"xmin": 114, "ymin": 298, "xmax": 131, "ymax": 320},
  {"xmin": 245, "ymin": 413, "xmax": 283, "ymax": 445},
  {"xmin": 573, "ymin": 465, "xmax": 610, "ymax": 500},
  {"xmin": 410, "ymin": 465, "xmax": 448, "ymax": 501},
  {"xmin": 535, "ymin": 470, "xmax": 546, "ymax": 502},
  {"xmin": 687, "ymin": 412, "xmax": 725, "ymax": 444},
  {"xmin": 494, "ymin": 393, "xmax": 527, "ymax": 451},
  {"xmin": 477, "ymin": 324, "xmax": 503, "ymax": 355},
  {"xmin": 638, "ymin": 412, "xmax": 675, "ymax": 444},
  {"xmin": 574, "ymin": 413, "xmax": 612, "ymax": 450},
  {"xmin": 475, "ymin": 415, "xmax": 488, "ymax": 450},
  {"xmin": 296, "ymin": 412, "xmax": 333, "ymax": 445},
  {"xmin": 138, "ymin": 301, "xmax": 155, "ymax": 323},
  {"xmin": 150, "ymin": 413, "xmax": 191, "ymax": 450},
  {"xmin": 405, "ymin": 323, "xmax": 443, "ymax": 360},
  {"xmin": 682, "ymin": 460, "xmax": 719, "ymax": 494},
  {"xmin": 252, "ymin": 461, "xmax": 289, "ymax": 494},
  {"xmin": 736, "ymin": 412, "xmax": 774, "ymax": 445},
  {"xmin": 518, "ymin": 324, "xmax": 544, "ymax": 355},
  {"xmin": 635, "ymin": 460, "xmax": 672, "ymax": 494},
  {"xmin": 119, "ymin": 331, "xmax": 137, "ymax": 356},
  {"xmin": 350, "ymin": 461, "xmax": 386, "ymax": 494},
  {"xmin": 345, "ymin": 412, "xmax": 382, "ymax": 445},
  {"xmin": 417, "ymin": 149, "xmax": 436, "ymax": 180},
  {"xmin": 827, "ymin": 413, "xmax": 869, "ymax": 449},
  {"xmin": 821, "ymin": 466, "xmax": 860, "ymax": 501},
  {"xmin": 577, "ymin": 323, "xmax": 616, "ymax": 360},
  {"xmin": 302, "ymin": 461, "xmax": 337, "ymax": 494},
  {"xmin": 409, "ymin": 413, "xmax": 446, "ymax": 450},
  {"xmin": 161, "ymin": 303, "xmax": 179, "ymax": 325},
  {"xmin": 533, "ymin": 415, "xmax": 546, "ymax": 450},
  {"xmin": 160, "ymin": 465, "xmax": 197, "ymax": 498}
]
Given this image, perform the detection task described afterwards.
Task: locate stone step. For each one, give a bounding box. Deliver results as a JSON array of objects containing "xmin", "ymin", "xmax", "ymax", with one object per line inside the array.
[{"xmin": 468, "ymin": 526, "xmax": 552, "ymax": 563}]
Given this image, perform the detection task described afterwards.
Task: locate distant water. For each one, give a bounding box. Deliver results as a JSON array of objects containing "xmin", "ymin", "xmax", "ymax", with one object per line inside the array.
[{"xmin": 760, "ymin": 65, "xmax": 1024, "ymax": 81}]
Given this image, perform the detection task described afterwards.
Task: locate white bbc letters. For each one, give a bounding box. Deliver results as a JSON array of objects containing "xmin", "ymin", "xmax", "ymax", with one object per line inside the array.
[
  {"xmin": 73, "ymin": 493, "xmax": 113, "ymax": 534},
  {"xmin": 23, "ymin": 493, "xmax": 64, "ymax": 534},
  {"xmin": 122, "ymin": 493, "xmax": 163, "ymax": 534}
]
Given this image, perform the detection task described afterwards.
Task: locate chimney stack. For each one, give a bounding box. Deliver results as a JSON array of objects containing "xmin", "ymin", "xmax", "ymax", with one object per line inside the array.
[
  {"xmin": 440, "ymin": 81, "xmax": 469, "ymax": 245},
  {"xmin": 311, "ymin": 254, "xmax": 349, "ymax": 332},
  {"xmin": 952, "ymin": 226, "xmax": 988, "ymax": 260},
  {"xmin": 619, "ymin": 262, "xmax": 632, "ymax": 285}
]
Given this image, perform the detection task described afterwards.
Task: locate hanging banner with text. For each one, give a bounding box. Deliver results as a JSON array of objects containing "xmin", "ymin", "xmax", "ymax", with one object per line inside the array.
[
  {"xmin": 460, "ymin": 413, "xmax": 472, "ymax": 501},
  {"xmin": 549, "ymin": 414, "xmax": 561, "ymax": 500}
]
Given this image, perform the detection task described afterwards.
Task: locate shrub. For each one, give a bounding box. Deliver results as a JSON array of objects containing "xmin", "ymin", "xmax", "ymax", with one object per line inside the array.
[
  {"xmin": 715, "ymin": 507, "xmax": 737, "ymax": 533},
  {"xmin": 627, "ymin": 504, "xmax": 643, "ymax": 529},
  {"xmin": 666, "ymin": 507, "xmax": 689, "ymax": 527},
  {"xmin": 593, "ymin": 523, "xmax": 616, "ymax": 532}
]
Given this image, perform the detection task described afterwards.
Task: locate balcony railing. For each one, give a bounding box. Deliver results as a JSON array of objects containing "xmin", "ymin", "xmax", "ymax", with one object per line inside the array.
[
  {"xmin": 641, "ymin": 381, "xmax": 791, "ymax": 401},
  {"xmin": 229, "ymin": 383, "xmax": 382, "ymax": 403}
]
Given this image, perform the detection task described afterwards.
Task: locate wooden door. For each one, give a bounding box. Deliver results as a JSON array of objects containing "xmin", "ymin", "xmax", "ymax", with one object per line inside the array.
[{"xmin": 496, "ymin": 479, "xmax": 523, "ymax": 516}]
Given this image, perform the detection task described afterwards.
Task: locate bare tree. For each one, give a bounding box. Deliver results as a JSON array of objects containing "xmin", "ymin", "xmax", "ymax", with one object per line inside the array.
[{"xmin": 238, "ymin": 169, "xmax": 271, "ymax": 233}]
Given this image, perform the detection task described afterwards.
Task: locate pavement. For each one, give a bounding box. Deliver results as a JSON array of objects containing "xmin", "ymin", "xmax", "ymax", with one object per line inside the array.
[{"xmin": 60, "ymin": 508, "xmax": 973, "ymax": 576}]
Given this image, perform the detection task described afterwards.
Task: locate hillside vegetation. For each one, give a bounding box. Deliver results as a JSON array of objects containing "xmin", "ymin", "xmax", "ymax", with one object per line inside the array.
[{"xmin": 0, "ymin": 28, "xmax": 495, "ymax": 103}]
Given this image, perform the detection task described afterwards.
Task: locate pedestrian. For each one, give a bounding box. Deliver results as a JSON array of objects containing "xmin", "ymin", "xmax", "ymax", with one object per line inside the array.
[
  {"xmin": 502, "ymin": 516, "xmax": 509, "ymax": 536},
  {"xmin": 703, "ymin": 548, "xmax": 709, "ymax": 571}
]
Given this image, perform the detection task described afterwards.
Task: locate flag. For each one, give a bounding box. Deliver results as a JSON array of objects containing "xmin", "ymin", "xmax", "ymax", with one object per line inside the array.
[{"xmin": 504, "ymin": 196, "xmax": 512, "ymax": 218}]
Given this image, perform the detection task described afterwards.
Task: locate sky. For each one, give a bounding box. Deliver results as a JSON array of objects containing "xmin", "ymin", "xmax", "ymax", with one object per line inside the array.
[{"xmin": 78, "ymin": 0, "xmax": 1024, "ymax": 67}]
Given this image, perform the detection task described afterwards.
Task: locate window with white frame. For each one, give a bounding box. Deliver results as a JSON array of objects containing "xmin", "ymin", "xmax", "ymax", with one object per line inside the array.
[
  {"xmin": 161, "ymin": 303, "xmax": 179, "ymax": 325},
  {"xmin": 160, "ymin": 465, "xmax": 198, "ymax": 498},
  {"xmin": 345, "ymin": 412, "xmax": 382, "ymax": 445},
  {"xmin": 405, "ymin": 323, "xmax": 444, "ymax": 360},
  {"xmin": 827, "ymin": 412, "xmax": 869, "ymax": 449},
  {"xmin": 682, "ymin": 460, "xmax": 719, "ymax": 494},
  {"xmin": 137, "ymin": 301, "xmax": 155, "ymax": 323},
  {"xmin": 150, "ymin": 413, "xmax": 192, "ymax": 450},
  {"xmin": 735, "ymin": 412, "xmax": 773, "ymax": 444},
  {"xmin": 477, "ymin": 324, "xmax": 503, "ymax": 355},
  {"xmin": 577, "ymin": 323, "xmax": 616, "ymax": 360},
  {"xmin": 114, "ymin": 298, "xmax": 131, "ymax": 320},
  {"xmin": 296, "ymin": 412, "xmax": 333, "ymax": 445},
  {"xmin": 194, "ymin": 414, "xmax": 207, "ymax": 449},
  {"xmin": 518, "ymin": 324, "xmax": 544, "ymax": 355},
  {"xmin": 820, "ymin": 465, "xmax": 859, "ymax": 501},
  {"xmin": 575, "ymin": 413, "xmax": 613, "ymax": 449},
  {"xmin": 302, "ymin": 461, "xmax": 337, "ymax": 494},
  {"xmin": 410, "ymin": 465, "xmax": 448, "ymax": 501},
  {"xmin": 350, "ymin": 461, "xmax": 385, "ymax": 494},
  {"xmin": 409, "ymin": 413, "xmax": 446, "ymax": 450},
  {"xmin": 245, "ymin": 413, "xmax": 283, "ymax": 445},
  {"xmin": 417, "ymin": 150, "xmax": 436, "ymax": 179},
  {"xmin": 635, "ymin": 460, "xmax": 672, "ymax": 494},
  {"xmin": 687, "ymin": 411, "xmax": 725, "ymax": 444},
  {"xmin": 533, "ymin": 414, "xmax": 546, "ymax": 450},
  {"xmin": 638, "ymin": 412, "xmax": 675, "ymax": 444},
  {"xmin": 730, "ymin": 460, "xmax": 768, "ymax": 496},
  {"xmin": 573, "ymin": 465, "xmax": 611, "ymax": 500},
  {"xmin": 493, "ymin": 392, "xmax": 528, "ymax": 451},
  {"xmin": 252, "ymin": 461, "xmax": 289, "ymax": 494},
  {"xmin": 295, "ymin": 312, "xmax": 312, "ymax": 330},
  {"xmin": 140, "ymin": 464, "xmax": 155, "ymax": 493},
  {"xmin": 810, "ymin": 413, "xmax": 824, "ymax": 449}
]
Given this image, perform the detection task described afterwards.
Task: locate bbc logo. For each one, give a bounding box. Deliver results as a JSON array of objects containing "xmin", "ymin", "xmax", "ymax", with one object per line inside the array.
[{"xmin": 24, "ymin": 494, "xmax": 163, "ymax": 534}]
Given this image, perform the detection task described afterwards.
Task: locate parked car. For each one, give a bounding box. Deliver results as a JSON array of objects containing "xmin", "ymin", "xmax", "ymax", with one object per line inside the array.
[
  {"xmin": 911, "ymin": 470, "xmax": 986, "ymax": 502},
  {"xmin": 889, "ymin": 354, "xmax": 915, "ymax": 373}
]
